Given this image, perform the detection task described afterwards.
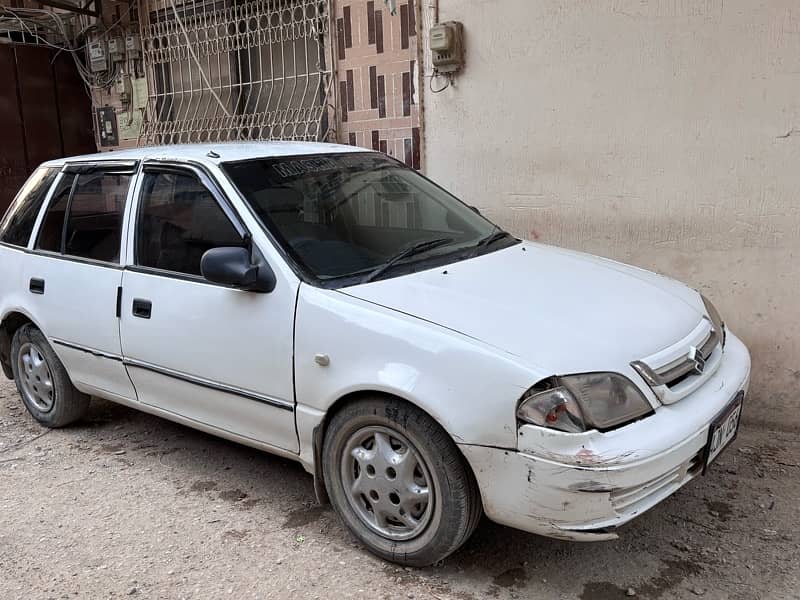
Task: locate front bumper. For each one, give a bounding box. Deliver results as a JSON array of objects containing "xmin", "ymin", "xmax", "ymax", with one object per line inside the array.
[{"xmin": 459, "ymin": 332, "xmax": 751, "ymax": 541}]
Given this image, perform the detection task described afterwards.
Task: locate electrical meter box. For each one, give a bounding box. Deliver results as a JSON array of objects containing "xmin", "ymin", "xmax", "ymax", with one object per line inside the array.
[
  {"xmin": 96, "ymin": 106, "xmax": 119, "ymax": 147},
  {"xmin": 108, "ymin": 37, "xmax": 125, "ymax": 62},
  {"xmin": 88, "ymin": 41, "xmax": 108, "ymax": 73},
  {"xmin": 430, "ymin": 21, "xmax": 464, "ymax": 73},
  {"xmin": 125, "ymin": 34, "xmax": 141, "ymax": 59},
  {"xmin": 115, "ymin": 75, "xmax": 132, "ymax": 103}
]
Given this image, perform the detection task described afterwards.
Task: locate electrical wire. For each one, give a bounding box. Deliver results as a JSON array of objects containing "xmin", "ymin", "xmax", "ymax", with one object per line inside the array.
[
  {"xmin": 0, "ymin": 4, "xmax": 136, "ymax": 149},
  {"xmin": 0, "ymin": 5, "xmax": 131, "ymax": 52},
  {"xmin": 429, "ymin": 72, "xmax": 451, "ymax": 93},
  {"xmin": 0, "ymin": 5, "xmax": 132, "ymax": 92}
]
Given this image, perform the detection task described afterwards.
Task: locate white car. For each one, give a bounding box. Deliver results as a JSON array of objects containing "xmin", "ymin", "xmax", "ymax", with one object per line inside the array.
[{"xmin": 0, "ymin": 143, "xmax": 750, "ymax": 566}]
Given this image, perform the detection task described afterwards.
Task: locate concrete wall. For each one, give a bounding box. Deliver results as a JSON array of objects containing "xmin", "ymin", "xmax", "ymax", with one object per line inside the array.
[{"xmin": 422, "ymin": 0, "xmax": 800, "ymax": 429}]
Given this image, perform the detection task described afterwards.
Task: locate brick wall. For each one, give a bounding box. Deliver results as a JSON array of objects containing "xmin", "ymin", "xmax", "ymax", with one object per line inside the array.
[{"xmin": 334, "ymin": 0, "xmax": 422, "ymax": 169}]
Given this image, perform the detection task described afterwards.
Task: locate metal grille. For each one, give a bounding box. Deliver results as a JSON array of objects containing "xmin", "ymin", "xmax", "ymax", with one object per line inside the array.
[{"xmin": 140, "ymin": 0, "xmax": 335, "ymax": 145}]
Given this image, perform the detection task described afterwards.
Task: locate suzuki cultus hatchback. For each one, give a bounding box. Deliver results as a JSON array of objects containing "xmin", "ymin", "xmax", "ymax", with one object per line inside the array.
[{"xmin": 0, "ymin": 143, "xmax": 750, "ymax": 566}]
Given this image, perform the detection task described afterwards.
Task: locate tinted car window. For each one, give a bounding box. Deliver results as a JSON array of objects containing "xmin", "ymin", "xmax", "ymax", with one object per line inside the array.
[
  {"xmin": 137, "ymin": 171, "xmax": 242, "ymax": 277},
  {"xmin": 223, "ymin": 153, "xmax": 502, "ymax": 283},
  {"xmin": 65, "ymin": 172, "xmax": 130, "ymax": 263},
  {"xmin": 0, "ymin": 167, "xmax": 58, "ymax": 247},
  {"xmin": 36, "ymin": 174, "xmax": 75, "ymax": 253}
]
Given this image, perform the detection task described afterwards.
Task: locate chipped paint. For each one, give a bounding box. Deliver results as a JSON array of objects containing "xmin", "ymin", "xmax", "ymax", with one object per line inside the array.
[{"xmin": 455, "ymin": 335, "xmax": 749, "ymax": 539}]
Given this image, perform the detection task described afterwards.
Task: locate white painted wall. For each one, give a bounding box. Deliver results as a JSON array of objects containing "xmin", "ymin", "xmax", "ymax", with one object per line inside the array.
[{"xmin": 422, "ymin": 0, "xmax": 800, "ymax": 428}]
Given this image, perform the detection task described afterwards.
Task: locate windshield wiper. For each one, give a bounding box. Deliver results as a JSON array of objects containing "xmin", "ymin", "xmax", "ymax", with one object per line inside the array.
[
  {"xmin": 470, "ymin": 229, "xmax": 512, "ymax": 257},
  {"xmin": 361, "ymin": 237, "xmax": 453, "ymax": 283}
]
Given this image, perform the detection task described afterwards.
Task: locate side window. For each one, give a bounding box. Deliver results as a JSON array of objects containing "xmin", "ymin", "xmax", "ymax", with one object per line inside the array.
[
  {"xmin": 136, "ymin": 171, "xmax": 243, "ymax": 277},
  {"xmin": 0, "ymin": 167, "xmax": 59, "ymax": 247},
  {"xmin": 36, "ymin": 174, "xmax": 75, "ymax": 253},
  {"xmin": 65, "ymin": 172, "xmax": 130, "ymax": 262},
  {"xmin": 36, "ymin": 171, "xmax": 130, "ymax": 263}
]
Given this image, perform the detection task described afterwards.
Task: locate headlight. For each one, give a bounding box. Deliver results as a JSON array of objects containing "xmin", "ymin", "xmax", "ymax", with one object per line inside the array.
[
  {"xmin": 701, "ymin": 294, "xmax": 726, "ymax": 347},
  {"xmin": 517, "ymin": 384, "xmax": 586, "ymax": 433},
  {"xmin": 517, "ymin": 373, "xmax": 654, "ymax": 433}
]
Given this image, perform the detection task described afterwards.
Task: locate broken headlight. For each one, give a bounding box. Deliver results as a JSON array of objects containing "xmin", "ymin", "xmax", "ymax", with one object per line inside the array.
[{"xmin": 517, "ymin": 373, "xmax": 654, "ymax": 433}]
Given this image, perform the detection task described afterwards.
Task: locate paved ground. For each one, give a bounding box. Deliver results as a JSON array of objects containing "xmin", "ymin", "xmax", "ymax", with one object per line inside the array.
[{"xmin": 1, "ymin": 378, "xmax": 798, "ymax": 600}]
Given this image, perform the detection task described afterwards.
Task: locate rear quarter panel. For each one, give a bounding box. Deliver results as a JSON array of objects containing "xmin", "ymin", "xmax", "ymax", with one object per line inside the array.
[
  {"xmin": 0, "ymin": 244, "xmax": 39, "ymax": 375},
  {"xmin": 0, "ymin": 244, "xmax": 36, "ymax": 324}
]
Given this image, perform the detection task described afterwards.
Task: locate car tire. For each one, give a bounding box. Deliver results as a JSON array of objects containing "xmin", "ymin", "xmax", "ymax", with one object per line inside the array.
[
  {"xmin": 322, "ymin": 396, "xmax": 482, "ymax": 567},
  {"xmin": 10, "ymin": 324, "xmax": 89, "ymax": 428}
]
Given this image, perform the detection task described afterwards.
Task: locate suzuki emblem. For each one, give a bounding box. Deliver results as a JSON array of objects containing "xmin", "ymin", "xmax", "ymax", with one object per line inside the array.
[{"xmin": 688, "ymin": 346, "xmax": 706, "ymax": 375}]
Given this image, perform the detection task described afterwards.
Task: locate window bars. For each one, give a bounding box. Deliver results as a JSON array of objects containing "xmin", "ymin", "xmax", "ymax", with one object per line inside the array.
[{"xmin": 139, "ymin": 0, "xmax": 335, "ymax": 145}]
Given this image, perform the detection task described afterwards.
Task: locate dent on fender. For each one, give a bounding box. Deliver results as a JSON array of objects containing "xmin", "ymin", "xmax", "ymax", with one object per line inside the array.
[{"xmin": 376, "ymin": 362, "xmax": 421, "ymax": 394}]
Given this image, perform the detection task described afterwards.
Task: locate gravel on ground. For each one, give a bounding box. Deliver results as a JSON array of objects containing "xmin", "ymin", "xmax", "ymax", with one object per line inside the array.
[{"xmin": 1, "ymin": 379, "xmax": 798, "ymax": 600}]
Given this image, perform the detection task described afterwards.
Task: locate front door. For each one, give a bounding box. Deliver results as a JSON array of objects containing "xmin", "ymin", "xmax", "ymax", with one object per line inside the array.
[{"xmin": 119, "ymin": 164, "xmax": 298, "ymax": 453}]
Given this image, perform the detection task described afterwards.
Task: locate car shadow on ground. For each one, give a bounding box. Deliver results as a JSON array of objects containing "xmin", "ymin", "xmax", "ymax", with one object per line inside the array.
[{"xmin": 64, "ymin": 397, "xmax": 789, "ymax": 600}]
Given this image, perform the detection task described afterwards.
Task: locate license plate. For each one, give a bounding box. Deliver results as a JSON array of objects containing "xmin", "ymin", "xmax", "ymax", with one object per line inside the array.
[{"xmin": 704, "ymin": 391, "xmax": 744, "ymax": 471}]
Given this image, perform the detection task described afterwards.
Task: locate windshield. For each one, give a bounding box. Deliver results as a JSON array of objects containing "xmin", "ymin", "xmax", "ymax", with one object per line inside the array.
[{"xmin": 223, "ymin": 153, "xmax": 513, "ymax": 285}]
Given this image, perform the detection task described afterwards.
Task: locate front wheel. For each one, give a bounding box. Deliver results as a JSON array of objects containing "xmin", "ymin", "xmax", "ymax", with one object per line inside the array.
[{"xmin": 322, "ymin": 397, "xmax": 482, "ymax": 566}]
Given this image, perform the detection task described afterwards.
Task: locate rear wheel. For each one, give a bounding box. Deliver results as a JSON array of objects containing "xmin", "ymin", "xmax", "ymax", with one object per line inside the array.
[
  {"xmin": 322, "ymin": 396, "xmax": 482, "ymax": 566},
  {"xmin": 10, "ymin": 324, "xmax": 89, "ymax": 427}
]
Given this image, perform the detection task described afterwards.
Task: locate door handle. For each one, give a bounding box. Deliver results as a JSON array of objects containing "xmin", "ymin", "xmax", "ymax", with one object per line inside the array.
[
  {"xmin": 132, "ymin": 298, "xmax": 152, "ymax": 319},
  {"xmin": 29, "ymin": 278, "xmax": 45, "ymax": 295}
]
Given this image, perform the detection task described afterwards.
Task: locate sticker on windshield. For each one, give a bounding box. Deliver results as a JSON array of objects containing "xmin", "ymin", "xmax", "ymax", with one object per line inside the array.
[{"xmin": 271, "ymin": 157, "xmax": 340, "ymax": 179}]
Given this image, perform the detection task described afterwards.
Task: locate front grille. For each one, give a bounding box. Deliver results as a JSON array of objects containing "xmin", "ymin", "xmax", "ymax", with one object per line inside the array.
[
  {"xmin": 631, "ymin": 318, "xmax": 723, "ymax": 404},
  {"xmin": 654, "ymin": 327, "xmax": 719, "ymax": 387}
]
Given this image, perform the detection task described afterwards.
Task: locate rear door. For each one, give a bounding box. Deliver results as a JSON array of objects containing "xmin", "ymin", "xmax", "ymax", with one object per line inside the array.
[
  {"xmin": 23, "ymin": 163, "xmax": 138, "ymax": 401},
  {"xmin": 119, "ymin": 163, "xmax": 298, "ymax": 452}
]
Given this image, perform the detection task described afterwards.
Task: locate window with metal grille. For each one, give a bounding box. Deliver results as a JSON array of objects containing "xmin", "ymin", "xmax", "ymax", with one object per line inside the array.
[{"xmin": 140, "ymin": 0, "xmax": 335, "ymax": 145}]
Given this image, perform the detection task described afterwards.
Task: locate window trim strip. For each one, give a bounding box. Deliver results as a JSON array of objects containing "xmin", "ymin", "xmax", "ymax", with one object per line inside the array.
[
  {"xmin": 59, "ymin": 173, "xmax": 79, "ymax": 255},
  {"xmin": 124, "ymin": 264, "xmax": 243, "ymax": 289},
  {"xmin": 33, "ymin": 249, "xmax": 125, "ymax": 270}
]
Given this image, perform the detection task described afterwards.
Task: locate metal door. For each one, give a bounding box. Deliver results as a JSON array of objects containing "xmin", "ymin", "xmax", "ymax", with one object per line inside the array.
[{"xmin": 0, "ymin": 45, "xmax": 94, "ymax": 216}]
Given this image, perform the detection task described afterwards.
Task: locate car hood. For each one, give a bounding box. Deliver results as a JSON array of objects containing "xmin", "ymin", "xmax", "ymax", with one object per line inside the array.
[{"xmin": 339, "ymin": 242, "xmax": 705, "ymax": 375}]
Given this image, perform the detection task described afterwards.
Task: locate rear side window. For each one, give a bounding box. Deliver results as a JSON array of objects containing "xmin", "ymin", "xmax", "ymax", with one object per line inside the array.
[
  {"xmin": 136, "ymin": 171, "xmax": 242, "ymax": 277},
  {"xmin": 0, "ymin": 167, "xmax": 58, "ymax": 247},
  {"xmin": 36, "ymin": 171, "xmax": 130, "ymax": 263}
]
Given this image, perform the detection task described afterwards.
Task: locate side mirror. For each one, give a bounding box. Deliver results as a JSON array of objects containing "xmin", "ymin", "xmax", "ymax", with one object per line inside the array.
[{"xmin": 201, "ymin": 247, "xmax": 276, "ymax": 293}]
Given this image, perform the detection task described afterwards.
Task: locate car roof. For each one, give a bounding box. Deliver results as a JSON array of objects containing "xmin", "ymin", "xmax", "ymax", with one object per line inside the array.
[{"xmin": 40, "ymin": 141, "xmax": 366, "ymax": 168}]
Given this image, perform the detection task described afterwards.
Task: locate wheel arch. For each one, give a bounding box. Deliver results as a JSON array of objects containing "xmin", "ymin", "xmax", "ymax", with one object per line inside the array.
[
  {"xmin": 309, "ymin": 388, "xmax": 478, "ymax": 506},
  {"xmin": 0, "ymin": 309, "xmax": 41, "ymax": 379}
]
